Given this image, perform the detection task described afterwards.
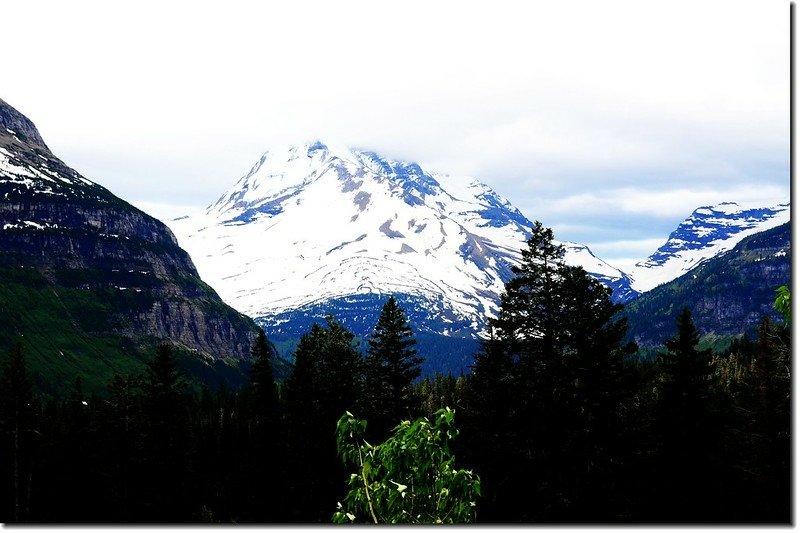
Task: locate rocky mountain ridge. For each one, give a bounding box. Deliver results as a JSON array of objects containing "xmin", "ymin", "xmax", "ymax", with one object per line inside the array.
[
  {"xmin": 0, "ymin": 97, "xmax": 260, "ymax": 393},
  {"xmin": 627, "ymin": 200, "xmax": 789, "ymax": 293},
  {"xmin": 624, "ymin": 221, "xmax": 790, "ymax": 347}
]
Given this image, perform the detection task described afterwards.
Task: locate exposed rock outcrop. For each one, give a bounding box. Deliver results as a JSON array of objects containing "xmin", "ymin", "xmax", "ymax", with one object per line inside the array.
[{"xmin": 0, "ymin": 98, "xmax": 258, "ymax": 390}]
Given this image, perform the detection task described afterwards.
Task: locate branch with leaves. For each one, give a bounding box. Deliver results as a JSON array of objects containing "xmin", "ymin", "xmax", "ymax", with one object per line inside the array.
[{"xmin": 333, "ymin": 408, "xmax": 480, "ymax": 524}]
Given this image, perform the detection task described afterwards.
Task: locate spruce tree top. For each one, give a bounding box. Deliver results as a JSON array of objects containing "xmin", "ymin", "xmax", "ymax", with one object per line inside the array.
[
  {"xmin": 250, "ymin": 328, "xmax": 275, "ymax": 388},
  {"xmin": 368, "ymin": 296, "xmax": 421, "ymax": 380},
  {"xmin": 659, "ymin": 307, "xmax": 713, "ymax": 391},
  {"xmin": 368, "ymin": 296, "xmax": 417, "ymax": 355}
]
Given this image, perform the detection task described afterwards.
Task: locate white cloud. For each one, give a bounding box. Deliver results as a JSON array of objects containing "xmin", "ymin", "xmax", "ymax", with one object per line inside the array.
[
  {"xmin": 586, "ymin": 239, "xmax": 670, "ymax": 272},
  {"xmin": 1, "ymin": 0, "xmax": 789, "ymax": 260},
  {"xmin": 540, "ymin": 186, "xmax": 789, "ymax": 220}
]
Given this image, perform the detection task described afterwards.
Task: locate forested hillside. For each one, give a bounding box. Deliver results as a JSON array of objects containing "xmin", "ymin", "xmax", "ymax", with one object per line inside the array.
[
  {"xmin": 0, "ymin": 222, "xmax": 789, "ymax": 524},
  {"xmin": 0, "ymin": 98, "xmax": 275, "ymax": 395},
  {"xmin": 624, "ymin": 222, "xmax": 789, "ymax": 347}
]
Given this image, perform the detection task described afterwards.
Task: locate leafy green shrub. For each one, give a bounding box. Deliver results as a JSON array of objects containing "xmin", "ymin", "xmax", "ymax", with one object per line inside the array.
[
  {"xmin": 333, "ymin": 407, "xmax": 480, "ymax": 524},
  {"xmin": 774, "ymin": 284, "xmax": 790, "ymax": 324}
]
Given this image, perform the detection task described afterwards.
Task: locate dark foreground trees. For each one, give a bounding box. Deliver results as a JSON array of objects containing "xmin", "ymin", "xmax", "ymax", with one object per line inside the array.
[
  {"xmin": 457, "ymin": 222, "xmax": 789, "ymax": 523},
  {"xmin": 283, "ymin": 316, "xmax": 364, "ymax": 521},
  {"xmin": 461, "ymin": 221, "xmax": 634, "ymax": 521},
  {"xmin": 0, "ymin": 229, "xmax": 790, "ymax": 524},
  {"xmin": 0, "ymin": 343, "xmax": 35, "ymax": 522},
  {"xmin": 649, "ymin": 307, "xmax": 717, "ymax": 521}
]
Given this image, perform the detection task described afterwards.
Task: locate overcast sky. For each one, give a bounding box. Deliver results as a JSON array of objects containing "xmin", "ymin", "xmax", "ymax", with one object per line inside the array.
[{"xmin": 3, "ymin": 0, "xmax": 790, "ymax": 271}]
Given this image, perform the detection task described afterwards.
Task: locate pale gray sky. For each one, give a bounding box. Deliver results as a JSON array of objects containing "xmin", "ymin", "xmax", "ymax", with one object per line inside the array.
[{"xmin": 3, "ymin": 0, "xmax": 790, "ymax": 271}]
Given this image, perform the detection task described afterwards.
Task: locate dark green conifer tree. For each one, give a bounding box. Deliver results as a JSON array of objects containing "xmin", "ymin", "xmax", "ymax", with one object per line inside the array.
[
  {"xmin": 141, "ymin": 344, "xmax": 191, "ymax": 522},
  {"xmin": 746, "ymin": 317, "xmax": 790, "ymax": 522},
  {"xmin": 283, "ymin": 316, "xmax": 363, "ymax": 521},
  {"xmin": 460, "ymin": 335, "xmax": 515, "ymax": 521},
  {"xmin": 652, "ymin": 307, "xmax": 716, "ymax": 521},
  {"xmin": 50, "ymin": 376, "xmax": 95, "ymax": 521},
  {"xmin": 362, "ymin": 296, "xmax": 422, "ymax": 439},
  {"xmin": 101, "ymin": 373, "xmax": 145, "ymax": 521},
  {"xmin": 0, "ymin": 343, "xmax": 34, "ymax": 523},
  {"xmin": 482, "ymin": 221, "xmax": 573, "ymax": 520},
  {"xmin": 250, "ymin": 328, "xmax": 279, "ymax": 423},
  {"xmin": 243, "ymin": 327, "xmax": 282, "ymax": 522},
  {"xmin": 657, "ymin": 307, "xmax": 713, "ymax": 436},
  {"xmin": 492, "ymin": 221, "xmax": 566, "ymax": 365},
  {"xmin": 554, "ymin": 265, "xmax": 634, "ymax": 520},
  {"xmin": 464, "ymin": 221, "xmax": 634, "ymax": 521}
]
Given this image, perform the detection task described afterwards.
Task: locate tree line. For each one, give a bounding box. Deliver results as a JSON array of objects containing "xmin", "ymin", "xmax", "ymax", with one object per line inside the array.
[{"xmin": 0, "ymin": 221, "xmax": 790, "ymax": 523}]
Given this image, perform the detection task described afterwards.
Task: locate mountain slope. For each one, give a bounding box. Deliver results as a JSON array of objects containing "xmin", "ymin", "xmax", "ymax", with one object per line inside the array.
[
  {"xmin": 624, "ymin": 222, "xmax": 790, "ymax": 348},
  {"xmin": 0, "ymin": 98, "xmax": 265, "ymax": 395},
  {"xmin": 627, "ymin": 201, "xmax": 789, "ymax": 293},
  {"xmin": 169, "ymin": 142, "xmax": 633, "ymax": 352}
]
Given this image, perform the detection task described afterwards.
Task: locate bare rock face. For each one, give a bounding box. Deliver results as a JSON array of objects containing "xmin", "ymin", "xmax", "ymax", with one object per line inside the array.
[
  {"xmin": 0, "ymin": 97, "xmax": 50, "ymax": 151},
  {"xmin": 0, "ymin": 98, "xmax": 257, "ymax": 387}
]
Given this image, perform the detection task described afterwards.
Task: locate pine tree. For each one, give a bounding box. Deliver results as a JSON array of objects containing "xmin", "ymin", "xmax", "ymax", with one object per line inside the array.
[
  {"xmin": 283, "ymin": 316, "xmax": 364, "ymax": 521},
  {"xmin": 141, "ymin": 344, "xmax": 191, "ymax": 521},
  {"xmin": 51, "ymin": 376, "xmax": 95, "ymax": 521},
  {"xmin": 101, "ymin": 373, "xmax": 145, "ymax": 521},
  {"xmin": 146, "ymin": 344, "xmax": 187, "ymax": 404},
  {"xmin": 325, "ymin": 317, "xmax": 364, "ymax": 418},
  {"xmin": 249, "ymin": 328, "xmax": 278, "ymax": 425},
  {"xmin": 480, "ymin": 222, "xmax": 574, "ymax": 520},
  {"xmin": 244, "ymin": 327, "xmax": 281, "ymax": 522},
  {"xmin": 0, "ymin": 343, "xmax": 34, "ymax": 522},
  {"xmin": 746, "ymin": 317, "xmax": 790, "ymax": 521},
  {"xmin": 363, "ymin": 296, "xmax": 422, "ymax": 438},
  {"xmin": 466, "ymin": 222, "xmax": 634, "ymax": 521},
  {"xmin": 653, "ymin": 307, "xmax": 716, "ymax": 521},
  {"xmin": 460, "ymin": 335, "xmax": 515, "ymax": 521},
  {"xmin": 657, "ymin": 307, "xmax": 713, "ymax": 434},
  {"xmin": 554, "ymin": 265, "xmax": 633, "ymax": 519},
  {"xmin": 491, "ymin": 220, "xmax": 566, "ymax": 366}
]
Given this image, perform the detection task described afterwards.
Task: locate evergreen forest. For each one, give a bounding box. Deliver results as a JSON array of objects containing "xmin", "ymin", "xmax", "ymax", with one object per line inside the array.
[{"xmin": 0, "ymin": 222, "xmax": 790, "ymax": 524}]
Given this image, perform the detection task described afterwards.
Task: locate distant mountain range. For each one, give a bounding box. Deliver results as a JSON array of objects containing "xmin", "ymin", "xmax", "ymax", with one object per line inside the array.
[
  {"xmin": 0, "ymin": 95, "xmax": 789, "ymax": 384},
  {"xmin": 0, "ymin": 98, "xmax": 266, "ymax": 395},
  {"xmin": 167, "ymin": 141, "xmax": 789, "ymax": 372}
]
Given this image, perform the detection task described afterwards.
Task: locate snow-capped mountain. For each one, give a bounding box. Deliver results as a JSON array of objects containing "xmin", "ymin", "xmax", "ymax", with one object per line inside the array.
[
  {"xmin": 169, "ymin": 141, "xmax": 633, "ymax": 340},
  {"xmin": 627, "ymin": 201, "xmax": 790, "ymax": 293}
]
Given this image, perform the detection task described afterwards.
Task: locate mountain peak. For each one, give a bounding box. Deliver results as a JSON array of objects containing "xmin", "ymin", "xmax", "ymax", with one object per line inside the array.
[
  {"xmin": 627, "ymin": 199, "xmax": 790, "ymax": 293},
  {"xmin": 0, "ymin": 97, "xmax": 51, "ymax": 153},
  {"xmin": 0, "ymin": 98, "xmax": 107, "ymax": 200},
  {"xmin": 306, "ymin": 140, "xmax": 328, "ymax": 153},
  {"xmin": 0, "ymin": 98, "xmax": 261, "ymax": 393},
  {"xmin": 208, "ymin": 142, "xmax": 442, "ymax": 219}
]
